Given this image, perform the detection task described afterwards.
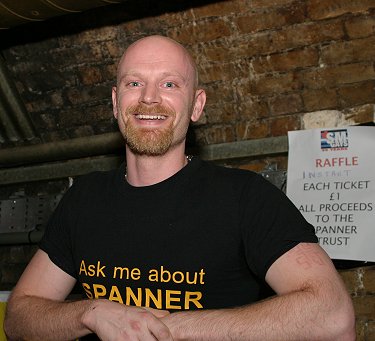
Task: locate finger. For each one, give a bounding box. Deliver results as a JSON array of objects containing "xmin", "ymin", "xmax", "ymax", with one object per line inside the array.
[
  {"xmin": 148, "ymin": 319, "xmax": 173, "ymax": 341},
  {"xmin": 151, "ymin": 327, "xmax": 173, "ymax": 341}
]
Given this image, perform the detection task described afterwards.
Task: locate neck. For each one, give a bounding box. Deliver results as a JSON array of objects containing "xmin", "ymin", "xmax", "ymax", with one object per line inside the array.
[{"xmin": 125, "ymin": 144, "xmax": 189, "ymax": 187}]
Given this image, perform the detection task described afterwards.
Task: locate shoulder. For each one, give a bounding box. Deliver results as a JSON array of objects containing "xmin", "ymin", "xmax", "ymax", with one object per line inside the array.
[
  {"xmin": 60, "ymin": 165, "xmax": 123, "ymax": 205},
  {"xmin": 198, "ymin": 159, "xmax": 273, "ymax": 191},
  {"xmin": 71, "ymin": 165, "xmax": 121, "ymax": 190},
  {"xmin": 198, "ymin": 159, "xmax": 258, "ymax": 180},
  {"xmin": 191, "ymin": 159, "xmax": 283, "ymax": 206}
]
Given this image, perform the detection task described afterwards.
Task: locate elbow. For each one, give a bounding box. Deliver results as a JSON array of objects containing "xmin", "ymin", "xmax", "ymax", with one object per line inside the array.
[
  {"xmin": 339, "ymin": 307, "xmax": 356, "ymax": 340},
  {"xmin": 328, "ymin": 294, "xmax": 356, "ymax": 340},
  {"xmin": 3, "ymin": 297, "xmax": 22, "ymax": 341},
  {"xmin": 3, "ymin": 313, "xmax": 16, "ymax": 341}
]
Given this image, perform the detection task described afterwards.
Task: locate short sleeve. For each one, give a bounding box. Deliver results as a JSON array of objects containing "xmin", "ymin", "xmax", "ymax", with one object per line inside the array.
[
  {"xmin": 241, "ymin": 174, "xmax": 318, "ymax": 279},
  {"xmin": 39, "ymin": 182, "xmax": 81, "ymax": 278}
]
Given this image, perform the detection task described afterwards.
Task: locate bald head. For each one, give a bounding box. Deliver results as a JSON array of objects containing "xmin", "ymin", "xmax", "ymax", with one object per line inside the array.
[
  {"xmin": 112, "ymin": 35, "xmax": 206, "ymax": 157},
  {"xmin": 117, "ymin": 35, "xmax": 199, "ymax": 89}
]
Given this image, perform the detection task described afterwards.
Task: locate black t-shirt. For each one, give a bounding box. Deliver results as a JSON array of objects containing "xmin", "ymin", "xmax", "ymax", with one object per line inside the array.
[{"xmin": 40, "ymin": 157, "xmax": 317, "ymax": 311}]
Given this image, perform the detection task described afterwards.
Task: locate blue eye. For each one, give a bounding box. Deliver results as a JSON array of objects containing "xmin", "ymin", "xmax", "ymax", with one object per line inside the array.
[
  {"xmin": 163, "ymin": 82, "xmax": 175, "ymax": 88},
  {"xmin": 128, "ymin": 81, "xmax": 141, "ymax": 87}
]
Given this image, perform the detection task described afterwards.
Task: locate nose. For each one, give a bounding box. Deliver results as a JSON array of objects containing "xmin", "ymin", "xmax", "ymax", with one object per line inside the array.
[{"xmin": 139, "ymin": 83, "xmax": 161, "ymax": 105}]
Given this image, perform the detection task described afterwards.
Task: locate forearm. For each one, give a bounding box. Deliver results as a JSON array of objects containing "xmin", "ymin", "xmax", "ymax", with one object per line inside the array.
[
  {"xmin": 4, "ymin": 295, "xmax": 94, "ymax": 341},
  {"xmin": 164, "ymin": 284, "xmax": 355, "ymax": 341}
]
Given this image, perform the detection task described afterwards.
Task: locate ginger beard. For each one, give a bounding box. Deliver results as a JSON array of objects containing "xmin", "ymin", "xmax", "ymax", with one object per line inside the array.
[{"xmin": 121, "ymin": 103, "xmax": 177, "ymax": 156}]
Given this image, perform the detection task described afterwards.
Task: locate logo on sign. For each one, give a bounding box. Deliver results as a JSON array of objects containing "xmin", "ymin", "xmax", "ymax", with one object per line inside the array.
[{"xmin": 320, "ymin": 129, "xmax": 348, "ymax": 151}]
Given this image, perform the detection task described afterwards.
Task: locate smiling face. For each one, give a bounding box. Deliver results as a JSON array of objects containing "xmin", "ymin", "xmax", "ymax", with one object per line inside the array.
[{"xmin": 112, "ymin": 35, "xmax": 205, "ymax": 156}]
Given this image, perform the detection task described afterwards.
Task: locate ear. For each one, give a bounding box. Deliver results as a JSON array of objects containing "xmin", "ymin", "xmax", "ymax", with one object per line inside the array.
[
  {"xmin": 191, "ymin": 89, "xmax": 206, "ymax": 122},
  {"xmin": 112, "ymin": 86, "xmax": 118, "ymax": 119}
]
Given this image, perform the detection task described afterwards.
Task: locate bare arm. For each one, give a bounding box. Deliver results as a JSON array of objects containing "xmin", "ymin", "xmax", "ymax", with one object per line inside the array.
[
  {"xmin": 4, "ymin": 249, "xmax": 173, "ymax": 341},
  {"xmin": 162, "ymin": 243, "xmax": 356, "ymax": 341}
]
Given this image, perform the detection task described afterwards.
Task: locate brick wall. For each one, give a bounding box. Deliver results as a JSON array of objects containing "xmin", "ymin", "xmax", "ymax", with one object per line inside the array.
[
  {"xmin": 0, "ymin": 0, "xmax": 374, "ymax": 339},
  {"xmin": 341, "ymin": 266, "xmax": 375, "ymax": 340},
  {"xmin": 1, "ymin": 0, "xmax": 374, "ymax": 148}
]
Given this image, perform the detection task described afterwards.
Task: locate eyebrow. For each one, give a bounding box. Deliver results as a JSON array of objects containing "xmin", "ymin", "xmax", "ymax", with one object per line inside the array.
[{"xmin": 120, "ymin": 70, "xmax": 189, "ymax": 83}]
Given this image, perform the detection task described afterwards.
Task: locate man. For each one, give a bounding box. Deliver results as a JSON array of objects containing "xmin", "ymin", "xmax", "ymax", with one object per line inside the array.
[{"xmin": 4, "ymin": 35, "xmax": 355, "ymax": 340}]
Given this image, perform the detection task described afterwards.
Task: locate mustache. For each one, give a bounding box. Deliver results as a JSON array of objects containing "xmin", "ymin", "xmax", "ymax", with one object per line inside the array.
[{"xmin": 126, "ymin": 104, "xmax": 176, "ymax": 116}]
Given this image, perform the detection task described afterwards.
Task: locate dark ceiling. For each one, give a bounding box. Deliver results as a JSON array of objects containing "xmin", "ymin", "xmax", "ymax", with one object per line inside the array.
[{"xmin": 0, "ymin": 0, "xmax": 128, "ymax": 29}]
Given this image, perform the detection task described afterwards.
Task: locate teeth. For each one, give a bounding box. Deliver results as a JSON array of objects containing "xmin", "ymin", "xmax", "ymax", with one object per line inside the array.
[{"xmin": 136, "ymin": 114, "xmax": 167, "ymax": 120}]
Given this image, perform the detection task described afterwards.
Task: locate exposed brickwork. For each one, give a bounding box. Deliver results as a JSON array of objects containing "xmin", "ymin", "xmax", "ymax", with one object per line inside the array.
[
  {"xmin": 270, "ymin": 115, "xmax": 301, "ymax": 136},
  {"xmin": 269, "ymin": 93, "xmax": 303, "ymax": 116},
  {"xmin": 236, "ymin": 2, "xmax": 307, "ymax": 34},
  {"xmin": 236, "ymin": 119, "xmax": 269, "ymax": 140},
  {"xmin": 251, "ymin": 47, "xmax": 319, "ymax": 73},
  {"xmin": 345, "ymin": 16, "xmax": 375, "ymax": 38},
  {"xmin": 0, "ymin": 1, "xmax": 374, "ymax": 338},
  {"xmin": 338, "ymin": 81, "xmax": 375, "ymax": 108},
  {"xmin": 300, "ymin": 63, "xmax": 375, "ymax": 89},
  {"xmin": 302, "ymin": 88, "xmax": 338, "ymax": 111},
  {"xmin": 168, "ymin": 18, "xmax": 233, "ymax": 44},
  {"xmin": 307, "ymin": 0, "xmax": 375, "ymax": 20},
  {"xmin": 302, "ymin": 104, "xmax": 375, "ymax": 129},
  {"xmin": 1, "ymin": 0, "xmax": 373, "ymax": 148},
  {"xmin": 320, "ymin": 35, "xmax": 375, "ymax": 65}
]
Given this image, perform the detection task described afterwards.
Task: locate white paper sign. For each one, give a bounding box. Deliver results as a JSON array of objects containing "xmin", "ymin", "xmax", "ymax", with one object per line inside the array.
[{"xmin": 286, "ymin": 126, "xmax": 375, "ymax": 261}]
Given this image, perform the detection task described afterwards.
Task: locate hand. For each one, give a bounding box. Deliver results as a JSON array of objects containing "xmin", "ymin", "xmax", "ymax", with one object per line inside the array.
[
  {"xmin": 82, "ymin": 299, "xmax": 173, "ymax": 340},
  {"xmin": 161, "ymin": 310, "xmax": 192, "ymax": 341}
]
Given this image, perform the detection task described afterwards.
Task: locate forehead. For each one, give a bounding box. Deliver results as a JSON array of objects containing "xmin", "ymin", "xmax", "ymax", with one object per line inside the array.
[{"xmin": 118, "ymin": 38, "xmax": 194, "ymax": 80}]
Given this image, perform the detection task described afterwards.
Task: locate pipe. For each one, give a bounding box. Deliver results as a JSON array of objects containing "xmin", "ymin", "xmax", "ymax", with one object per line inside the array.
[
  {"xmin": 0, "ymin": 56, "xmax": 37, "ymax": 141},
  {"xmin": 0, "ymin": 131, "xmax": 125, "ymax": 167},
  {"xmin": 0, "ymin": 227, "xmax": 44, "ymax": 245},
  {"xmin": 0, "ymin": 0, "xmax": 128, "ymax": 29},
  {"xmin": 0, "ymin": 133, "xmax": 289, "ymax": 168},
  {"xmin": 0, "ymin": 154, "xmax": 123, "ymax": 185}
]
